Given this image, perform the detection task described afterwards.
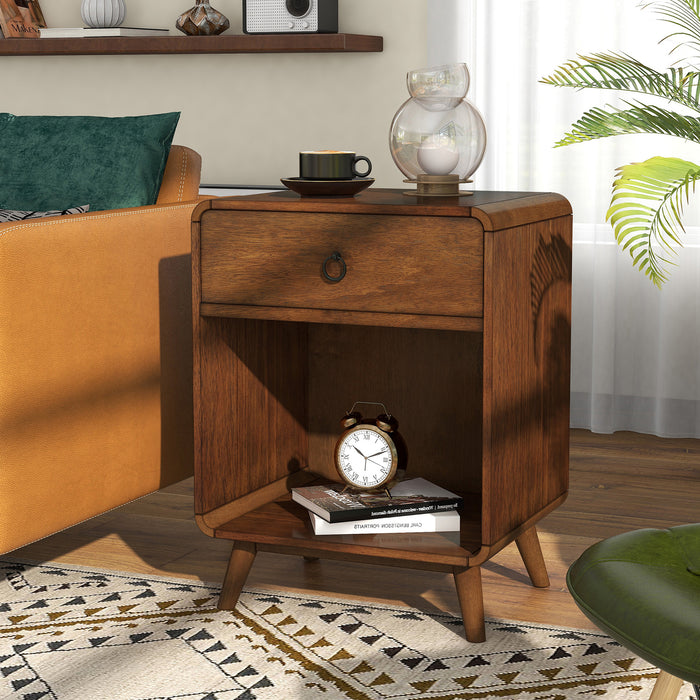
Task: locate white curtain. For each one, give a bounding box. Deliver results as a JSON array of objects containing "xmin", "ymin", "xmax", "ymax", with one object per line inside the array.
[{"xmin": 428, "ymin": 0, "xmax": 700, "ymax": 437}]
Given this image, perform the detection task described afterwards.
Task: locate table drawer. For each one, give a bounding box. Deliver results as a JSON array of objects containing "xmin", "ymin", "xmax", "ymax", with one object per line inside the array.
[{"xmin": 199, "ymin": 210, "xmax": 483, "ymax": 318}]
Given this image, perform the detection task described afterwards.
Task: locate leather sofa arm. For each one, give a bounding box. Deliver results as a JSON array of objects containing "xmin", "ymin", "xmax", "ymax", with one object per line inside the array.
[
  {"xmin": 157, "ymin": 146, "xmax": 202, "ymax": 204},
  {"xmin": 0, "ymin": 200, "xmax": 198, "ymax": 553}
]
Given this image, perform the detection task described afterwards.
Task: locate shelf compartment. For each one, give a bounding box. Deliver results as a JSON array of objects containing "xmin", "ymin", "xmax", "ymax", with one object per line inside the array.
[
  {"xmin": 213, "ymin": 491, "xmax": 482, "ymax": 568},
  {"xmin": 0, "ymin": 33, "xmax": 383, "ymax": 56}
]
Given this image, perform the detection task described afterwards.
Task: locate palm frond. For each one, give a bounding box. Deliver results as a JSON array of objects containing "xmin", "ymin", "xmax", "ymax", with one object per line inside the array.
[
  {"xmin": 556, "ymin": 101, "xmax": 700, "ymax": 146},
  {"xmin": 606, "ymin": 156, "xmax": 700, "ymax": 286},
  {"xmin": 643, "ymin": 0, "xmax": 700, "ymax": 58},
  {"xmin": 540, "ymin": 52, "xmax": 700, "ymax": 111}
]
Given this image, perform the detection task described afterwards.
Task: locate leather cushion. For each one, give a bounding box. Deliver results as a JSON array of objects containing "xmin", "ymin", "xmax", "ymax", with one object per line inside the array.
[
  {"xmin": 0, "ymin": 112, "xmax": 179, "ymax": 212},
  {"xmin": 567, "ymin": 525, "xmax": 700, "ymax": 685}
]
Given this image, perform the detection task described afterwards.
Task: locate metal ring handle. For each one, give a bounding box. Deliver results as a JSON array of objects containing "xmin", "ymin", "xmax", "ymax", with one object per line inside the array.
[{"xmin": 322, "ymin": 252, "xmax": 346, "ymax": 283}]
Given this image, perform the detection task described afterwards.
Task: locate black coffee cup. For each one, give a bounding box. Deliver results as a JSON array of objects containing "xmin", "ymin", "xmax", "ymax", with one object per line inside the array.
[{"xmin": 299, "ymin": 150, "xmax": 372, "ymax": 180}]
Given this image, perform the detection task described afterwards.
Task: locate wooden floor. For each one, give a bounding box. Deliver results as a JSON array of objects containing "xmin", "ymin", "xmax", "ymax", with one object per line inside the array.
[{"xmin": 11, "ymin": 429, "xmax": 700, "ymax": 632}]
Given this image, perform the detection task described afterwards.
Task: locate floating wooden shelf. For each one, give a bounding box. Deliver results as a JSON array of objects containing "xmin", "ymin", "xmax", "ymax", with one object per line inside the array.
[{"xmin": 0, "ymin": 32, "xmax": 383, "ymax": 56}]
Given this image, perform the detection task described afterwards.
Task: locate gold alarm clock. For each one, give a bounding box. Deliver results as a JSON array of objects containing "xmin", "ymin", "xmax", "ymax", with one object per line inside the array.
[{"xmin": 334, "ymin": 402, "xmax": 403, "ymax": 493}]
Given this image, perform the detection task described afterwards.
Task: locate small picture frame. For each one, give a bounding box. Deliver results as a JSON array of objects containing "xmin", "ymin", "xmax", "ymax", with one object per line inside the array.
[{"xmin": 0, "ymin": 0, "xmax": 46, "ymax": 38}]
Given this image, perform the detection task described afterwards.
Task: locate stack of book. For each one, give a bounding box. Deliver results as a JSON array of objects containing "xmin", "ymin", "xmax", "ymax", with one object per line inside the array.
[{"xmin": 291, "ymin": 477, "xmax": 462, "ymax": 535}]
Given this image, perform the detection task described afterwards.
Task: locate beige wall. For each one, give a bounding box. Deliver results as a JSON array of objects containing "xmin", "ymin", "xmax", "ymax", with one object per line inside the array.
[{"xmin": 4, "ymin": 0, "xmax": 428, "ymax": 187}]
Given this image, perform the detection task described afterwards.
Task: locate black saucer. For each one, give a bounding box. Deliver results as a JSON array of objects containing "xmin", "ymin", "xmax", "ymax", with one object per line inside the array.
[{"xmin": 281, "ymin": 177, "xmax": 374, "ymax": 197}]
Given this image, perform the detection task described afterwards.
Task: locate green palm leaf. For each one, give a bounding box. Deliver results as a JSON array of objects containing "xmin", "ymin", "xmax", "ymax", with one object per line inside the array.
[
  {"xmin": 606, "ymin": 156, "xmax": 700, "ymax": 286},
  {"xmin": 645, "ymin": 0, "xmax": 700, "ymax": 58},
  {"xmin": 540, "ymin": 52, "xmax": 700, "ymax": 110},
  {"xmin": 556, "ymin": 101, "xmax": 700, "ymax": 146}
]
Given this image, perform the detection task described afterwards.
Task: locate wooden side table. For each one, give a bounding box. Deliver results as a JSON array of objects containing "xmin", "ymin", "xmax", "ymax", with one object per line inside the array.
[{"xmin": 191, "ymin": 188, "xmax": 572, "ymax": 642}]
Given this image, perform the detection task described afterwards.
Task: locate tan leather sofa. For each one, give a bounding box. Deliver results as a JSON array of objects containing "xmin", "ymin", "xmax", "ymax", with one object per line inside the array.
[{"xmin": 0, "ymin": 145, "xmax": 202, "ymax": 554}]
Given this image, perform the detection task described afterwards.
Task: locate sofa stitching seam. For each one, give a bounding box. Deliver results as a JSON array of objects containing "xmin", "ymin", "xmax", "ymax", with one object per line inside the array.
[
  {"xmin": 177, "ymin": 148, "xmax": 188, "ymax": 202},
  {"xmin": 0, "ymin": 203, "xmax": 197, "ymax": 235}
]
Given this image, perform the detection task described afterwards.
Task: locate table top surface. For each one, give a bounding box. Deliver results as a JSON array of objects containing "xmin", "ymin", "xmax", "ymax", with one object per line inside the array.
[{"xmin": 193, "ymin": 188, "xmax": 572, "ymax": 232}]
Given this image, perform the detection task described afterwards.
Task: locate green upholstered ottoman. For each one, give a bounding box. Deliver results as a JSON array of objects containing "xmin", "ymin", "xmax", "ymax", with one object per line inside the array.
[{"xmin": 567, "ymin": 524, "xmax": 700, "ymax": 700}]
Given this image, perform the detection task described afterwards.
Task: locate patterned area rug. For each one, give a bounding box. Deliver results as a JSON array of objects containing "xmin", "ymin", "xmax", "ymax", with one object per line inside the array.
[{"xmin": 0, "ymin": 558, "xmax": 691, "ymax": 700}]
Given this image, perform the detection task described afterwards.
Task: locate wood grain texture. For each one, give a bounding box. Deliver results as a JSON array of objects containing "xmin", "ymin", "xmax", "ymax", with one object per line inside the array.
[
  {"xmin": 306, "ymin": 324, "xmax": 483, "ymax": 496},
  {"xmin": 194, "ymin": 317, "xmax": 308, "ymax": 515},
  {"xmin": 514, "ymin": 526, "xmax": 550, "ymax": 588},
  {"xmin": 648, "ymin": 670, "xmax": 684, "ymax": 700},
  {"xmin": 207, "ymin": 189, "xmax": 571, "ymax": 226},
  {"xmin": 218, "ymin": 541, "xmax": 256, "ymax": 610},
  {"xmin": 199, "ymin": 210, "xmax": 483, "ymax": 318},
  {"xmin": 191, "ymin": 189, "xmax": 572, "ymax": 640},
  {"xmin": 481, "ymin": 216, "xmax": 572, "ymax": 544},
  {"xmin": 453, "ymin": 565, "xmax": 486, "ymax": 643},
  {"xmin": 199, "ymin": 303, "xmax": 484, "ymax": 332},
  {"xmin": 0, "ymin": 33, "xmax": 383, "ymax": 56}
]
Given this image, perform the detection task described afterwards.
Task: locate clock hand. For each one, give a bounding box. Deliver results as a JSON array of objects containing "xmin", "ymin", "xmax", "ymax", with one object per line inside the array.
[
  {"xmin": 353, "ymin": 445, "xmax": 368, "ymax": 459},
  {"xmin": 366, "ymin": 449, "xmax": 388, "ymax": 459}
]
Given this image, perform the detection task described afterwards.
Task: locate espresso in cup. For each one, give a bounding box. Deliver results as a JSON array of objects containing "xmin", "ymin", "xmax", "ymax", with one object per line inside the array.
[{"xmin": 300, "ymin": 150, "xmax": 372, "ymax": 180}]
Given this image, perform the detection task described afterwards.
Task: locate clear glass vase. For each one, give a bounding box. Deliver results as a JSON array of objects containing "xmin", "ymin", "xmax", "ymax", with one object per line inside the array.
[
  {"xmin": 176, "ymin": 0, "xmax": 230, "ymax": 36},
  {"xmin": 389, "ymin": 63, "xmax": 487, "ymax": 195}
]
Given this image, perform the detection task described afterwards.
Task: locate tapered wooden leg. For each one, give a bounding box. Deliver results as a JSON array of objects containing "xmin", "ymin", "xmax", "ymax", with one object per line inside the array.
[
  {"xmin": 218, "ymin": 541, "xmax": 256, "ymax": 610},
  {"xmin": 453, "ymin": 565, "xmax": 486, "ymax": 643},
  {"xmin": 515, "ymin": 525, "xmax": 550, "ymax": 588},
  {"xmin": 649, "ymin": 670, "xmax": 683, "ymax": 700}
]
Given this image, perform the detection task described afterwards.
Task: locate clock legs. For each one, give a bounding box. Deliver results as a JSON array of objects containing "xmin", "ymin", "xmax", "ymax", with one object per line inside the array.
[
  {"xmin": 453, "ymin": 565, "xmax": 486, "ymax": 643},
  {"xmin": 515, "ymin": 526, "xmax": 550, "ymax": 588},
  {"xmin": 218, "ymin": 541, "xmax": 256, "ymax": 610}
]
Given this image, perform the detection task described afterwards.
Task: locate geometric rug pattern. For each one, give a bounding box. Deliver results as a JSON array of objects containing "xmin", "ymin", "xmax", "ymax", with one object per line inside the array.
[{"xmin": 0, "ymin": 558, "xmax": 693, "ymax": 699}]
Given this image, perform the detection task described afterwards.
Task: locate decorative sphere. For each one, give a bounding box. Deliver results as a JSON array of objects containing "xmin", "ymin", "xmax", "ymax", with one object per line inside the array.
[{"xmin": 389, "ymin": 63, "xmax": 487, "ymax": 182}]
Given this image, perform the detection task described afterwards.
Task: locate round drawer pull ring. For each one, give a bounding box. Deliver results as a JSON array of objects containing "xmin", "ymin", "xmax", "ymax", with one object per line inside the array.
[{"xmin": 322, "ymin": 252, "xmax": 347, "ymax": 283}]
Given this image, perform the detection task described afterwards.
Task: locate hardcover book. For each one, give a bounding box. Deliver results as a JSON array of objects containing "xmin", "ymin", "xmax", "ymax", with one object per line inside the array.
[
  {"xmin": 309, "ymin": 509, "xmax": 460, "ymax": 535},
  {"xmin": 291, "ymin": 477, "xmax": 463, "ymax": 524},
  {"xmin": 39, "ymin": 27, "xmax": 170, "ymax": 38},
  {"xmin": 0, "ymin": 0, "xmax": 45, "ymax": 38}
]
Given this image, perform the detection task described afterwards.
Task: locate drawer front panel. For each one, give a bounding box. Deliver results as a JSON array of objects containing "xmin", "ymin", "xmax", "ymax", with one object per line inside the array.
[{"xmin": 200, "ymin": 210, "xmax": 483, "ymax": 318}]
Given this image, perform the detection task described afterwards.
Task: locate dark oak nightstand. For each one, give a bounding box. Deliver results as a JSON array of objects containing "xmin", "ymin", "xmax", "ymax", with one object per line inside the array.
[{"xmin": 191, "ymin": 188, "xmax": 572, "ymax": 642}]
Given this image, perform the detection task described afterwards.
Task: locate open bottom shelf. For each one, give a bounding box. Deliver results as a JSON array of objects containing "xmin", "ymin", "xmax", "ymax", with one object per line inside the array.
[{"xmin": 212, "ymin": 493, "xmax": 482, "ymax": 570}]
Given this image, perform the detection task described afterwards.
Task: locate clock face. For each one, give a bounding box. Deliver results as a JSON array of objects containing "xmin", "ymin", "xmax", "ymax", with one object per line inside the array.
[{"xmin": 335, "ymin": 424, "xmax": 397, "ymax": 489}]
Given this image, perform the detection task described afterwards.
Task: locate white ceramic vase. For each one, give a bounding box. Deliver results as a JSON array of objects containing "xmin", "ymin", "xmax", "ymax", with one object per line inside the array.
[{"xmin": 81, "ymin": 0, "xmax": 126, "ymax": 28}]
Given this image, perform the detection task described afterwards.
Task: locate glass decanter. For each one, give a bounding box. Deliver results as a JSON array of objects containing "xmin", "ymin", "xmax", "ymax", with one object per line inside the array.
[{"xmin": 389, "ymin": 63, "xmax": 487, "ymax": 196}]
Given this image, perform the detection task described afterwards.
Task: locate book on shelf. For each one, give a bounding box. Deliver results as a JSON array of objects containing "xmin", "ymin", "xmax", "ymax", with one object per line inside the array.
[
  {"xmin": 309, "ymin": 509, "xmax": 460, "ymax": 535},
  {"xmin": 0, "ymin": 0, "xmax": 45, "ymax": 38},
  {"xmin": 38, "ymin": 27, "xmax": 170, "ymax": 38},
  {"xmin": 291, "ymin": 477, "xmax": 463, "ymax": 524}
]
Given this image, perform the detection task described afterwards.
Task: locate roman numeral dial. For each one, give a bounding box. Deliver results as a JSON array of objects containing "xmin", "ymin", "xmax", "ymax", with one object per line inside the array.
[{"xmin": 334, "ymin": 422, "xmax": 398, "ymax": 490}]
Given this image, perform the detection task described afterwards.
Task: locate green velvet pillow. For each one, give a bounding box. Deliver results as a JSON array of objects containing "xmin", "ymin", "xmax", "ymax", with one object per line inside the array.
[{"xmin": 0, "ymin": 112, "xmax": 180, "ymax": 212}]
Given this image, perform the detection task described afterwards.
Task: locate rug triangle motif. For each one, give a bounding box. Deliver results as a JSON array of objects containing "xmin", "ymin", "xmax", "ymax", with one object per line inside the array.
[
  {"xmin": 261, "ymin": 605, "xmax": 283, "ymax": 616},
  {"xmin": 349, "ymin": 660, "xmax": 374, "ymax": 675},
  {"xmin": 0, "ymin": 557, "xmax": 665, "ymax": 700},
  {"xmin": 411, "ymin": 679, "xmax": 437, "ymax": 692},
  {"xmin": 310, "ymin": 638, "xmax": 332, "ymax": 648},
  {"xmin": 577, "ymin": 662, "xmax": 599, "ymax": 675},
  {"xmin": 496, "ymin": 671, "xmax": 520, "ymax": 683},
  {"xmin": 370, "ymin": 672, "xmax": 395, "ymax": 687},
  {"xmin": 539, "ymin": 667, "xmax": 563, "ymax": 680},
  {"xmin": 329, "ymin": 648, "xmax": 354, "ymax": 661},
  {"xmin": 453, "ymin": 675, "xmax": 478, "ymax": 688}
]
